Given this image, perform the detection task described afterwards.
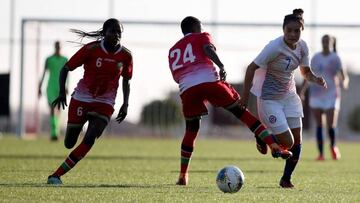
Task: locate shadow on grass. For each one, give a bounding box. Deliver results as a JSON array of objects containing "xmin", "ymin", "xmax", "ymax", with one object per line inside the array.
[
  {"xmin": 256, "ymin": 186, "xmax": 281, "ymax": 189},
  {"xmin": 0, "ymin": 182, "xmax": 175, "ymax": 189},
  {"xmin": 170, "ymin": 169, "xmax": 281, "ymax": 174},
  {"xmin": 0, "ymin": 154, "xmax": 266, "ymax": 162}
]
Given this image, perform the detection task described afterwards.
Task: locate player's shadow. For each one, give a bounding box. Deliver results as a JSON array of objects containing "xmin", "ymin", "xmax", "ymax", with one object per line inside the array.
[
  {"xmin": 0, "ymin": 182, "xmax": 175, "ymax": 189},
  {"xmin": 171, "ymin": 169, "xmax": 281, "ymax": 174},
  {"xmin": 0, "ymin": 154, "xmax": 265, "ymax": 162}
]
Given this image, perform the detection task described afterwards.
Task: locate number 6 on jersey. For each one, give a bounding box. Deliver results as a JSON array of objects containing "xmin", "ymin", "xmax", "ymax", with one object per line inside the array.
[{"xmin": 170, "ymin": 43, "xmax": 196, "ymax": 70}]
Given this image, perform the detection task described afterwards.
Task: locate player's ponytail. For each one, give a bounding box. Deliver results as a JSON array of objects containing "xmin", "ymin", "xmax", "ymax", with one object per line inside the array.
[
  {"xmin": 70, "ymin": 29, "xmax": 103, "ymax": 41},
  {"xmin": 333, "ymin": 36, "xmax": 337, "ymax": 53},
  {"xmin": 70, "ymin": 18, "xmax": 123, "ymax": 43}
]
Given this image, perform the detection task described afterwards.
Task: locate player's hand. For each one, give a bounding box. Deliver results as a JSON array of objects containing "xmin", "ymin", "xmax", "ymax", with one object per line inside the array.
[
  {"xmin": 38, "ymin": 88, "xmax": 42, "ymax": 98},
  {"xmin": 299, "ymin": 91, "xmax": 306, "ymax": 103},
  {"xmin": 315, "ymin": 76, "xmax": 327, "ymax": 88},
  {"xmin": 52, "ymin": 93, "xmax": 67, "ymax": 110},
  {"xmin": 220, "ymin": 69, "xmax": 227, "ymax": 81},
  {"xmin": 116, "ymin": 104, "xmax": 128, "ymax": 123},
  {"xmin": 239, "ymin": 96, "xmax": 248, "ymax": 109}
]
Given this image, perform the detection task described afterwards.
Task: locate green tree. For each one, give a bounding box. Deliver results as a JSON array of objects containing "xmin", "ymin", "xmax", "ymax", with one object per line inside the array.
[
  {"xmin": 348, "ymin": 105, "xmax": 360, "ymax": 132},
  {"xmin": 140, "ymin": 99, "xmax": 182, "ymax": 127}
]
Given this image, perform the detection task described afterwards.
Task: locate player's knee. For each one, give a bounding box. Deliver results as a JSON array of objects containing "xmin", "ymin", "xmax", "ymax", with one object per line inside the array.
[
  {"xmin": 64, "ymin": 141, "xmax": 74, "ymax": 149},
  {"xmin": 82, "ymin": 135, "xmax": 96, "ymax": 146},
  {"xmin": 185, "ymin": 118, "xmax": 200, "ymax": 132},
  {"xmin": 275, "ymin": 130, "xmax": 294, "ymax": 149},
  {"xmin": 226, "ymin": 104, "xmax": 246, "ymax": 118},
  {"xmin": 282, "ymin": 139, "xmax": 294, "ymax": 149},
  {"xmin": 64, "ymin": 131, "xmax": 78, "ymax": 149},
  {"xmin": 82, "ymin": 118, "xmax": 107, "ymax": 146},
  {"xmin": 64, "ymin": 126, "xmax": 83, "ymax": 149}
]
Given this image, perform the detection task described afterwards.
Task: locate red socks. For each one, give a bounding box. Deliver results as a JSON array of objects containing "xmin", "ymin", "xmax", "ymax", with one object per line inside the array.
[
  {"xmin": 238, "ymin": 109, "xmax": 275, "ymax": 145},
  {"xmin": 180, "ymin": 130, "xmax": 198, "ymax": 174},
  {"xmin": 52, "ymin": 142, "xmax": 92, "ymax": 177}
]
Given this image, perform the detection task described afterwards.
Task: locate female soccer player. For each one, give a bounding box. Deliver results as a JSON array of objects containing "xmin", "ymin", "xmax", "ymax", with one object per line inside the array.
[
  {"xmin": 47, "ymin": 18, "xmax": 133, "ymax": 185},
  {"xmin": 240, "ymin": 9, "xmax": 326, "ymax": 188},
  {"xmin": 300, "ymin": 35, "xmax": 348, "ymax": 161},
  {"xmin": 168, "ymin": 16, "xmax": 292, "ymax": 186},
  {"xmin": 38, "ymin": 41, "xmax": 68, "ymax": 141}
]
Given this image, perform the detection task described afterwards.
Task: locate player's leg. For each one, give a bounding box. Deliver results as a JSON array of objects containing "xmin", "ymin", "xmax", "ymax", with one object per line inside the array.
[
  {"xmin": 279, "ymin": 117, "xmax": 302, "ymax": 189},
  {"xmin": 226, "ymin": 104, "xmax": 291, "ymax": 159},
  {"xmin": 177, "ymin": 85, "xmax": 206, "ymax": 185},
  {"xmin": 48, "ymin": 115, "xmax": 108, "ymax": 184},
  {"xmin": 64, "ymin": 124, "xmax": 84, "ymax": 149},
  {"xmin": 177, "ymin": 117, "xmax": 200, "ymax": 186},
  {"xmin": 254, "ymin": 97, "xmax": 296, "ymax": 159},
  {"xmin": 326, "ymin": 108, "xmax": 341, "ymax": 160},
  {"xmin": 311, "ymin": 108, "xmax": 324, "ymax": 160},
  {"xmin": 48, "ymin": 88, "xmax": 60, "ymax": 141},
  {"xmin": 206, "ymin": 81, "xmax": 290, "ymax": 158},
  {"xmin": 63, "ymin": 98, "xmax": 87, "ymax": 149},
  {"xmin": 278, "ymin": 94, "xmax": 304, "ymax": 188},
  {"xmin": 49, "ymin": 105, "xmax": 59, "ymax": 141}
]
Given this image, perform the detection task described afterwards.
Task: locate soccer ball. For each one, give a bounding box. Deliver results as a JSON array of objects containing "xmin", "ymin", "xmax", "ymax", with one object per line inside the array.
[{"xmin": 216, "ymin": 165, "xmax": 245, "ymax": 193}]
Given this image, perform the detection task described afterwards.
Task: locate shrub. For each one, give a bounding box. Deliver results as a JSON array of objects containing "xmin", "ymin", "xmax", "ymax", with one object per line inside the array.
[{"xmin": 348, "ymin": 105, "xmax": 360, "ymax": 132}]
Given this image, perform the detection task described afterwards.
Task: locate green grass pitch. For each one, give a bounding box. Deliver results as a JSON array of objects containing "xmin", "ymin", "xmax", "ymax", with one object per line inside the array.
[{"xmin": 0, "ymin": 135, "xmax": 359, "ymax": 202}]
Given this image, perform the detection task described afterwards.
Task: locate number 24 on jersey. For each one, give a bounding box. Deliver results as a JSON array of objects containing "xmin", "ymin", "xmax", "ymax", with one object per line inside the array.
[{"xmin": 170, "ymin": 43, "xmax": 196, "ymax": 70}]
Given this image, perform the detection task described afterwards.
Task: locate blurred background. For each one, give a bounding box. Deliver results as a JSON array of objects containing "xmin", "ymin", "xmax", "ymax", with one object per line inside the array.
[{"xmin": 1, "ymin": 0, "xmax": 360, "ymax": 139}]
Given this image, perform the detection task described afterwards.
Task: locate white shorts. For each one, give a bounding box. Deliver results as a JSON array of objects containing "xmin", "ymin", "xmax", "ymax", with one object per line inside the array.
[
  {"xmin": 257, "ymin": 94, "xmax": 303, "ymax": 134},
  {"xmin": 309, "ymin": 97, "xmax": 340, "ymax": 110}
]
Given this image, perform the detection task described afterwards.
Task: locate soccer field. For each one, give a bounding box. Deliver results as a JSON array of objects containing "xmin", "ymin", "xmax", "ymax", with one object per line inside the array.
[{"xmin": 0, "ymin": 135, "xmax": 359, "ymax": 202}]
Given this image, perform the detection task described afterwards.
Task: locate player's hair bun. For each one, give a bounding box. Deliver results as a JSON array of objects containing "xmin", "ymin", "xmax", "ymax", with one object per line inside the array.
[{"xmin": 293, "ymin": 9, "xmax": 304, "ymax": 17}]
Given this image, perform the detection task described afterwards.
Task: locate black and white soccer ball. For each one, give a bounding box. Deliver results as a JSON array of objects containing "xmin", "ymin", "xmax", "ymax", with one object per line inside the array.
[{"xmin": 216, "ymin": 165, "xmax": 245, "ymax": 193}]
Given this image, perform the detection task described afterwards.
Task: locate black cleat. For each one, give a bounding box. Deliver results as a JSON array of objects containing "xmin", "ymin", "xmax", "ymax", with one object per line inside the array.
[
  {"xmin": 272, "ymin": 149, "xmax": 293, "ymax": 160},
  {"xmin": 279, "ymin": 178, "xmax": 294, "ymax": 188}
]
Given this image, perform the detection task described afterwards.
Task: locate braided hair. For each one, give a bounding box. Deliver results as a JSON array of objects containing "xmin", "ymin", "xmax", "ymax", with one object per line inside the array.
[{"xmin": 70, "ymin": 18, "xmax": 124, "ymax": 41}]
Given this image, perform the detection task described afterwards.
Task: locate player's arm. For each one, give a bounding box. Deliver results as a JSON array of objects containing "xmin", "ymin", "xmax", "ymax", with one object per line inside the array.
[
  {"xmin": 122, "ymin": 78, "xmax": 130, "ymax": 108},
  {"xmin": 300, "ymin": 66, "xmax": 326, "ymax": 88},
  {"xmin": 299, "ymin": 80, "xmax": 309, "ymax": 101},
  {"xmin": 338, "ymin": 69, "xmax": 349, "ymax": 89},
  {"xmin": 52, "ymin": 65, "xmax": 70, "ymax": 110},
  {"xmin": 38, "ymin": 60, "xmax": 48, "ymax": 97},
  {"xmin": 240, "ymin": 62, "xmax": 260, "ymax": 107},
  {"xmin": 203, "ymin": 44, "xmax": 226, "ymax": 81},
  {"xmin": 116, "ymin": 53, "xmax": 133, "ymax": 124},
  {"xmin": 116, "ymin": 78, "xmax": 130, "ymax": 123}
]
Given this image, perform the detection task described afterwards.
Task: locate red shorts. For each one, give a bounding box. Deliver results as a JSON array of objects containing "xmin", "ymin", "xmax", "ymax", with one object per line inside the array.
[
  {"xmin": 180, "ymin": 81, "xmax": 240, "ymax": 119},
  {"xmin": 68, "ymin": 98, "xmax": 114, "ymax": 125}
]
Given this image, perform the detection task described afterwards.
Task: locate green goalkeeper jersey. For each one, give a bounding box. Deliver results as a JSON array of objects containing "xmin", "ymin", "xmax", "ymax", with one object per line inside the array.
[{"xmin": 45, "ymin": 54, "xmax": 68, "ymax": 104}]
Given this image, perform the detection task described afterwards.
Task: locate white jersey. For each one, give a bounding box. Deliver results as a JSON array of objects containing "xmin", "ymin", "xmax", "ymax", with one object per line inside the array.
[
  {"xmin": 309, "ymin": 52, "xmax": 342, "ymax": 101},
  {"xmin": 251, "ymin": 36, "xmax": 310, "ymax": 100}
]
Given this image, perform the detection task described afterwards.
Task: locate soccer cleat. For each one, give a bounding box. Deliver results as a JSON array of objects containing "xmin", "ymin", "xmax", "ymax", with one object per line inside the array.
[
  {"xmin": 279, "ymin": 178, "xmax": 294, "ymax": 188},
  {"xmin": 47, "ymin": 175, "xmax": 62, "ymax": 185},
  {"xmin": 316, "ymin": 155, "xmax": 325, "ymax": 161},
  {"xmin": 271, "ymin": 149, "xmax": 293, "ymax": 160},
  {"xmin": 176, "ymin": 173, "xmax": 188, "ymax": 186},
  {"xmin": 255, "ymin": 136, "xmax": 268, "ymax": 155},
  {"xmin": 330, "ymin": 146, "xmax": 341, "ymax": 160}
]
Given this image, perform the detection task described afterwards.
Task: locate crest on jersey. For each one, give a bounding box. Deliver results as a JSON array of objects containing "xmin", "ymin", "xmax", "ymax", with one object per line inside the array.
[
  {"xmin": 268, "ymin": 115, "xmax": 277, "ymax": 124},
  {"xmin": 117, "ymin": 62, "xmax": 123, "ymax": 71}
]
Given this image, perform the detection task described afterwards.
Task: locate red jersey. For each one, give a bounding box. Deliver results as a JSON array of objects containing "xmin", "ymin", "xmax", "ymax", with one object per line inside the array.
[
  {"xmin": 66, "ymin": 40, "xmax": 133, "ymax": 106},
  {"xmin": 168, "ymin": 32, "xmax": 219, "ymax": 94}
]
